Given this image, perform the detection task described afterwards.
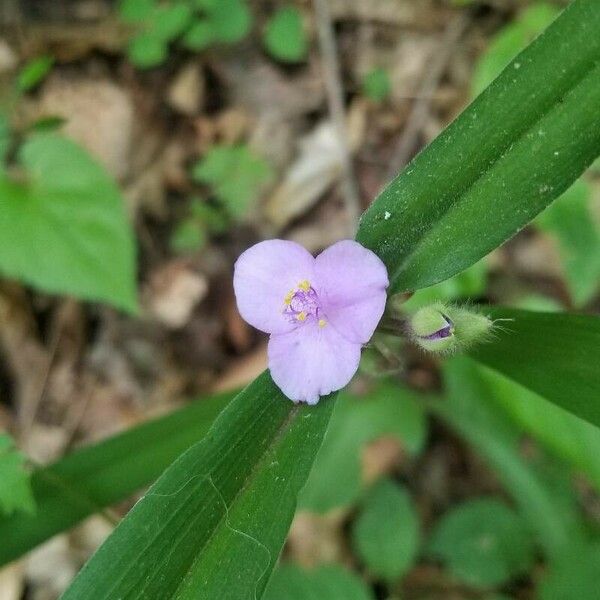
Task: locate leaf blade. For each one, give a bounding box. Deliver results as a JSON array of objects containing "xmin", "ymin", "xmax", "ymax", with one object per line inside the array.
[
  {"xmin": 0, "ymin": 135, "xmax": 137, "ymax": 312},
  {"xmin": 434, "ymin": 357, "xmax": 582, "ymax": 559},
  {"xmin": 60, "ymin": 372, "xmax": 335, "ymax": 600},
  {"xmin": 0, "ymin": 390, "xmax": 231, "ymax": 567},
  {"xmin": 0, "ymin": 433, "xmax": 35, "ymax": 516},
  {"xmin": 469, "ymin": 308, "xmax": 600, "ymax": 429},
  {"xmin": 352, "ymin": 479, "xmax": 420, "ymax": 582},
  {"xmin": 357, "ymin": 0, "xmax": 600, "ymax": 292}
]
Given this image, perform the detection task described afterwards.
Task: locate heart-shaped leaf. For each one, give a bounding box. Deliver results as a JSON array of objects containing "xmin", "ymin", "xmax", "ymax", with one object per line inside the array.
[{"xmin": 0, "ymin": 135, "xmax": 137, "ymax": 311}]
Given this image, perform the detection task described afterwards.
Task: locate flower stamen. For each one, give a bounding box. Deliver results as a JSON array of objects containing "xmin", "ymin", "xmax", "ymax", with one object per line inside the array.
[
  {"xmin": 283, "ymin": 290, "xmax": 294, "ymax": 305},
  {"xmin": 283, "ymin": 281, "xmax": 322, "ymax": 325}
]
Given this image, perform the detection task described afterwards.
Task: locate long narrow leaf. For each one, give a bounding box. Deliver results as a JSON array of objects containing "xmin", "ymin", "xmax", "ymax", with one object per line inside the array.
[
  {"xmin": 432, "ymin": 357, "xmax": 583, "ymax": 559},
  {"xmin": 60, "ymin": 372, "xmax": 335, "ymax": 600},
  {"xmin": 357, "ymin": 0, "xmax": 600, "ymax": 292},
  {"xmin": 0, "ymin": 390, "xmax": 232, "ymax": 566},
  {"xmin": 469, "ymin": 308, "xmax": 600, "ymax": 429}
]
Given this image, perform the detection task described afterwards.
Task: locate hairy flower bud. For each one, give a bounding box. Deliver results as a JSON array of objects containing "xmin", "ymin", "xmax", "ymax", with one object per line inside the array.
[{"xmin": 409, "ymin": 302, "xmax": 493, "ymax": 354}]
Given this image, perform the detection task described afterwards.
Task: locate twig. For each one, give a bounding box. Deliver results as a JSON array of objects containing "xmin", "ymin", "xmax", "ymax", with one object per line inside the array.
[
  {"xmin": 387, "ymin": 13, "xmax": 470, "ymax": 178},
  {"xmin": 313, "ymin": 0, "xmax": 361, "ymax": 235}
]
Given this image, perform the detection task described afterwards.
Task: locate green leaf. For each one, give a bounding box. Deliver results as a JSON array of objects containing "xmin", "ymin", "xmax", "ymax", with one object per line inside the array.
[
  {"xmin": 510, "ymin": 293, "xmax": 563, "ymax": 313},
  {"xmin": 539, "ymin": 542, "xmax": 600, "ymax": 600},
  {"xmin": 472, "ymin": 3, "xmax": 560, "ymax": 96},
  {"xmin": 182, "ymin": 19, "xmax": 214, "ymax": 51},
  {"xmin": 0, "ymin": 433, "xmax": 35, "ymax": 516},
  {"xmin": 428, "ymin": 498, "xmax": 534, "ymax": 588},
  {"xmin": 469, "ymin": 308, "xmax": 600, "ymax": 430},
  {"xmin": 210, "ymin": 0, "xmax": 252, "ymax": 44},
  {"xmin": 433, "ymin": 357, "xmax": 582, "ymax": 559},
  {"xmin": 535, "ymin": 180, "xmax": 600, "ymax": 306},
  {"xmin": 118, "ymin": 0, "xmax": 155, "ymax": 23},
  {"xmin": 60, "ymin": 372, "xmax": 335, "ymax": 600},
  {"xmin": 190, "ymin": 198, "xmax": 228, "ymax": 233},
  {"xmin": 401, "ymin": 259, "xmax": 487, "ymax": 312},
  {"xmin": 299, "ymin": 383, "xmax": 427, "ymax": 513},
  {"xmin": 192, "ymin": 144, "xmax": 273, "ymax": 217},
  {"xmin": 27, "ymin": 115, "xmax": 67, "ymax": 134},
  {"xmin": 263, "ymin": 7, "xmax": 308, "ymax": 64},
  {"xmin": 170, "ymin": 218, "xmax": 206, "ymax": 253},
  {"xmin": 17, "ymin": 55, "xmax": 54, "ymax": 92},
  {"xmin": 0, "ymin": 390, "xmax": 232, "ymax": 567},
  {"xmin": 362, "ymin": 67, "xmax": 391, "ymax": 103},
  {"xmin": 352, "ymin": 479, "xmax": 420, "ymax": 582},
  {"xmin": 150, "ymin": 2, "xmax": 193, "ymax": 42},
  {"xmin": 479, "ymin": 366, "xmax": 600, "ymax": 496},
  {"xmin": 356, "ymin": 0, "xmax": 600, "ymax": 293},
  {"xmin": 0, "ymin": 135, "xmax": 137, "ymax": 312},
  {"xmin": 263, "ymin": 564, "xmax": 375, "ymax": 600},
  {"xmin": 128, "ymin": 32, "xmax": 168, "ymax": 68},
  {"xmin": 0, "ymin": 113, "xmax": 10, "ymax": 167}
]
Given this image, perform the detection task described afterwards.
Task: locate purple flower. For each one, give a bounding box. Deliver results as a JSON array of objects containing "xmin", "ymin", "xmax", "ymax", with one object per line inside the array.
[{"xmin": 233, "ymin": 239, "xmax": 389, "ymax": 404}]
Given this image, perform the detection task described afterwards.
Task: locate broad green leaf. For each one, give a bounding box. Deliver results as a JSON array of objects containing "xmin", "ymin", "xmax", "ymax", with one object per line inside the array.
[
  {"xmin": 0, "ymin": 433, "xmax": 35, "ymax": 516},
  {"xmin": 433, "ymin": 357, "xmax": 582, "ymax": 559},
  {"xmin": 428, "ymin": 498, "xmax": 534, "ymax": 588},
  {"xmin": 299, "ymin": 383, "xmax": 427, "ymax": 513},
  {"xmin": 150, "ymin": 3, "xmax": 193, "ymax": 42},
  {"xmin": 210, "ymin": 0, "xmax": 252, "ymax": 44},
  {"xmin": 479, "ymin": 366, "xmax": 600, "ymax": 496},
  {"xmin": 0, "ymin": 135, "xmax": 137, "ymax": 312},
  {"xmin": 469, "ymin": 308, "xmax": 600, "ymax": 430},
  {"xmin": 118, "ymin": 0, "xmax": 155, "ymax": 23},
  {"xmin": 170, "ymin": 218, "xmax": 206, "ymax": 253},
  {"xmin": 0, "ymin": 390, "xmax": 231, "ymax": 567},
  {"xmin": 128, "ymin": 32, "xmax": 168, "ymax": 68},
  {"xmin": 192, "ymin": 144, "xmax": 272, "ymax": 217},
  {"xmin": 352, "ymin": 479, "xmax": 420, "ymax": 582},
  {"xmin": 539, "ymin": 542, "xmax": 600, "ymax": 600},
  {"xmin": 182, "ymin": 19, "xmax": 214, "ymax": 51},
  {"xmin": 263, "ymin": 564, "xmax": 375, "ymax": 600},
  {"xmin": 263, "ymin": 7, "xmax": 308, "ymax": 64},
  {"xmin": 17, "ymin": 55, "xmax": 54, "ymax": 92},
  {"xmin": 472, "ymin": 3, "xmax": 560, "ymax": 96},
  {"xmin": 356, "ymin": 0, "xmax": 600, "ymax": 293},
  {"xmin": 535, "ymin": 180, "xmax": 600, "ymax": 306},
  {"xmin": 362, "ymin": 67, "xmax": 391, "ymax": 103},
  {"xmin": 60, "ymin": 372, "xmax": 335, "ymax": 600},
  {"xmin": 190, "ymin": 198, "xmax": 228, "ymax": 233}
]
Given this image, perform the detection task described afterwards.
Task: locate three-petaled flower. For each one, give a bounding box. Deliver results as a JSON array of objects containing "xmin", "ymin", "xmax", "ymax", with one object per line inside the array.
[{"xmin": 233, "ymin": 239, "xmax": 389, "ymax": 404}]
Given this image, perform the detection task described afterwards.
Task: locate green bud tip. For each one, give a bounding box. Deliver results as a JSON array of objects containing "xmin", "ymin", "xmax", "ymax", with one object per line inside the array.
[{"xmin": 409, "ymin": 302, "xmax": 494, "ymax": 355}]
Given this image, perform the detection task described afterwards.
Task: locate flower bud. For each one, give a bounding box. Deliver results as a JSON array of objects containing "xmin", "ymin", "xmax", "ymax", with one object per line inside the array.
[{"xmin": 409, "ymin": 302, "xmax": 493, "ymax": 354}]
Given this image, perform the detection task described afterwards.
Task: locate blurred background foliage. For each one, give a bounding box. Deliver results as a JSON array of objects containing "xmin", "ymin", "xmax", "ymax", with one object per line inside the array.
[{"xmin": 0, "ymin": 0, "xmax": 599, "ymax": 598}]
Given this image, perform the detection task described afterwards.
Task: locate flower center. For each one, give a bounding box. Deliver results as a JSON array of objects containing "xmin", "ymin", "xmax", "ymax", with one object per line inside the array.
[{"xmin": 283, "ymin": 280, "xmax": 327, "ymax": 327}]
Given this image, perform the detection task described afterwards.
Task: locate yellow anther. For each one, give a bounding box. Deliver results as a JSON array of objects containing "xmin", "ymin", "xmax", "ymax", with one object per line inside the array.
[
  {"xmin": 297, "ymin": 311, "xmax": 307, "ymax": 322},
  {"xmin": 318, "ymin": 319, "xmax": 327, "ymax": 328},
  {"xmin": 283, "ymin": 290, "xmax": 294, "ymax": 305},
  {"xmin": 298, "ymin": 280, "xmax": 311, "ymax": 291}
]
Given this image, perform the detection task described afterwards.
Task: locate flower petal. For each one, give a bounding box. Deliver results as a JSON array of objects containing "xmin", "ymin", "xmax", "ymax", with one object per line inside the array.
[
  {"xmin": 233, "ymin": 240, "xmax": 315, "ymax": 334},
  {"xmin": 315, "ymin": 240, "xmax": 388, "ymax": 343},
  {"xmin": 268, "ymin": 321, "xmax": 362, "ymax": 404}
]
